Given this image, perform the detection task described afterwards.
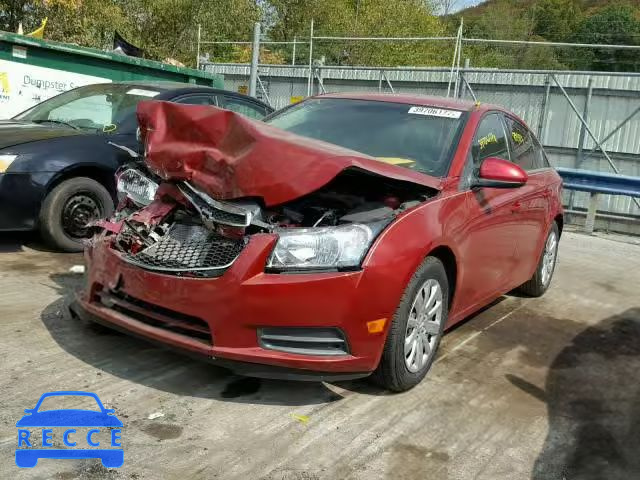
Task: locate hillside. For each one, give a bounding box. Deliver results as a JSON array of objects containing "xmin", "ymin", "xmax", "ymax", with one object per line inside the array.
[{"xmin": 457, "ymin": 0, "xmax": 640, "ymax": 18}]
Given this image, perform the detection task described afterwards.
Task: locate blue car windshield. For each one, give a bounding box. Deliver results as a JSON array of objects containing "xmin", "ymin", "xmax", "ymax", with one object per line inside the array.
[
  {"xmin": 265, "ymin": 98, "xmax": 467, "ymax": 177},
  {"xmin": 13, "ymin": 83, "xmax": 162, "ymax": 133},
  {"xmin": 36, "ymin": 394, "xmax": 103, "ymax": 412}
]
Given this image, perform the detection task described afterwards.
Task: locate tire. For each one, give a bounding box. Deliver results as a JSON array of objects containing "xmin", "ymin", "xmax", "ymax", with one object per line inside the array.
[
  {"xmin": 39, "ymin": 177, "xmax": 114, "ymax": 252},
  {"xmin": 372, "ymin": 257, "xmax": 449, "ymax": 392},
  {"xmin": 517, "ymin": 222, "xmax": 559, "ymax": 297}
]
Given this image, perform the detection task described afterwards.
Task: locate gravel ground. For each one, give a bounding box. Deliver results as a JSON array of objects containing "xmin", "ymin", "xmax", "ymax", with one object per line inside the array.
[{"xmin": 0, "ymin": 230, "xmax": 638, "ymax": 480}]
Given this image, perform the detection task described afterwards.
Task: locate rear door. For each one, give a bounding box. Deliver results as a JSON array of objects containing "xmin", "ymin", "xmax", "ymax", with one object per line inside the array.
[
  {"xmin": 503, "ymin": 115, "xmax": 552, "ymax": 276},
  {"xmin": 458, "ymin": 112, "xmax": 524, "ymax": 307}
]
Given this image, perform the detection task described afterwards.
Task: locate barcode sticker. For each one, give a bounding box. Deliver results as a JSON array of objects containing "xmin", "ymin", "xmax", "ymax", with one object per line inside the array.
[
  {"xmin": 408, "ymin": 106, "xmax": 462, "ymax": 118},
  {"xmin": 127, "ymin": 88, "xmax": 160, "ymax": 97}
]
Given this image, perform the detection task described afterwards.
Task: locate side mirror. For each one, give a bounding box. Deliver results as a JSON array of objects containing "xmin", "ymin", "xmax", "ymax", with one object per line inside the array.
[
  {"xmin": 472, "ymin": 157, "xmax": 527, "ymax": 189},
  {"xmin": 24, "ymin": 409, "xmax": 34, "ymax": 414}
]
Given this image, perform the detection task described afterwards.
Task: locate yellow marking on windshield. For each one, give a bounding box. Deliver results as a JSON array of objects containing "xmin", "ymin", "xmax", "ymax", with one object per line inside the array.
[
  {"xmin": 103, "ymin": 124, "xmax": 117, "ymax": 133},
  {"xmin": 376, "ymin": 157, "xmax": 416, "ymax": 167}
]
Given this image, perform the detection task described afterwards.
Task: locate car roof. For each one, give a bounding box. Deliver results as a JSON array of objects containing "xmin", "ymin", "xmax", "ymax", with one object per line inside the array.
[
  {"xmin": 86, "ymin": 81, "xmax": 272, "ymax": 108},
  {"xmin": 315, "ymin": 92, "xmax": 503, "ymax": 113}
]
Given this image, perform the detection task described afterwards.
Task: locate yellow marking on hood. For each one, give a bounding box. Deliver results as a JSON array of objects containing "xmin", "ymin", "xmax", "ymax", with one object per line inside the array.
[{"xmin": 376, "ymin": 157, "xmax": 416, "ymax": 167}]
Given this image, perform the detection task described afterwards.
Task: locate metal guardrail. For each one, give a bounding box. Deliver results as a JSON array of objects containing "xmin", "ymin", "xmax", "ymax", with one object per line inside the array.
[{"xmin": 556, "ymin": 168, "xmax": 640, "ymax": 234}]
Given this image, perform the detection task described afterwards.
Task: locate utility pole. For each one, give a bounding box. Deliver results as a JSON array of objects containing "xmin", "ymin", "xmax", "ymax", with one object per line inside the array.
[{"xmin": 249, "ymin": 22, "xmax": 261, "ymax": 98}]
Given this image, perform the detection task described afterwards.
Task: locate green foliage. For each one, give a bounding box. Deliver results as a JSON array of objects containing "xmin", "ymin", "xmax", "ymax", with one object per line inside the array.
[
  {"xmin": 267, "ymin": 0, "xmax": 448, "ymax": 66},
  {"xmin": 1, "ymin": 0, "xmax": 640, "ymax": 70},
  {"xmin": 0, "ymin": 0, "xmax": 260, "ymax": 67},
  {"xmin": 570, "ymin": 4, "xmax": 640, "ymax": 71},
  {"xmin": 455, "ymin": 0, "xmax": 640, "ymax": 71},
  {"xmin": 532, "ymin": 0, "xmax": 583, "ymax": 42}
]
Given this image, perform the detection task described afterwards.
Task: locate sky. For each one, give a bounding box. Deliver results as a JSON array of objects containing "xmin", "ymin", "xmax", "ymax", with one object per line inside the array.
[{"xmin": 451, "ymin": 0, "xmax": 485, "ymax": 13}]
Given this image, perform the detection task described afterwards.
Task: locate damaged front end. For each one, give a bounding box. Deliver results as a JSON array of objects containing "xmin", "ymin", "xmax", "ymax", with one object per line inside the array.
[
  {"xmin": 107, "ymin": 167, "xmax": 436, "ymax": 277},
  {"xmin": 94, "ymin": 101, "xmax": 440, "ymax": 277}
]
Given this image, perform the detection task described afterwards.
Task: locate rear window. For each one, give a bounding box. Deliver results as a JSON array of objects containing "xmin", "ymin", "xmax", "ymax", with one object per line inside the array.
[{"xmin": 266, "ymin": 98, "xmax": 467, "ymax": 177}]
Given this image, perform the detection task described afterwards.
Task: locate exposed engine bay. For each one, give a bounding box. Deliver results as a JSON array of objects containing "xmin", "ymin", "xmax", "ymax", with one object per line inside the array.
[
  {"xmin": 103, "ymin": 166, "xmax": 437, "ymax": 277},
  {"xmin": 97, "ymin": 101, "xmax": 442, "ymax": 277}
]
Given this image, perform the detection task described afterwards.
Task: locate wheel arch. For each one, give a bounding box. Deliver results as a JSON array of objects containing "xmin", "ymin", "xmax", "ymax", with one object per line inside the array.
[
  {"xmin": 554, "ymin": 213, "xmax": 564, "ymax": 237},
  {"xmin": 426, "ymin": 245, "xmax": 457, "ymax": 309},
  {"xmin": 46, "ymin": 164, "xmax": 117, "ymax": 200}
]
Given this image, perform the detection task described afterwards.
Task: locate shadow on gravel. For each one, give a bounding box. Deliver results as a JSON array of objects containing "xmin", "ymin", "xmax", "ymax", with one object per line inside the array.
[
  {"xmin": 41, "ymin": 273, "xmax": 345, "ymax": 407},
  {"xmin": 528, "ymin": 307, "xmax": 640, "ymax": 480},
  {"xmin": 0, "ymin": 231, "xmax": 61, "ymax": 253}
]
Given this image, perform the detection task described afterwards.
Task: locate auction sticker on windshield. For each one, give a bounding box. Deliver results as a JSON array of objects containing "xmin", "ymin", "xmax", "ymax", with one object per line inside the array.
[{"xmin": 408, "ymin": 106, "xmax": 462, "ymax": 118}]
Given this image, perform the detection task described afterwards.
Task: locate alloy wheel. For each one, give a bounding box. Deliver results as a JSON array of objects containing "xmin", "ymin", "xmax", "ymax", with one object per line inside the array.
[
  {"xmin": 404, "ymin": 279, "xmax": 444, "ymax": 373},
  {"xmin": 541, "ymin": 230, "xmax": 558, "ymax": 286}
]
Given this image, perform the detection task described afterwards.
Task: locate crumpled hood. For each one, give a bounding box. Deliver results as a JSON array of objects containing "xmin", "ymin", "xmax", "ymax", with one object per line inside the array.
[
  {"xmin": 0, "ymin": 120, "xmax": 81, "ymax": 150},
  {"xmin": 137, "ymin": 101, "xmax": 442, "ymax": 207}
]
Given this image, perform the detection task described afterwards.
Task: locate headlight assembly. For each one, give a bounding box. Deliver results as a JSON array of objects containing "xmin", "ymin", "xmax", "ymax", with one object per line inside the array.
[
  {"xmin": 0, "ymin": 154, "xmax": 18, "ymax": 173},
  {"xmin": 267, "ymin": 222, "xmax": 387, "ymax": 271},
  {"xmin": 116, "ymin": 168, "xmax": 158, "ymax": 206}
]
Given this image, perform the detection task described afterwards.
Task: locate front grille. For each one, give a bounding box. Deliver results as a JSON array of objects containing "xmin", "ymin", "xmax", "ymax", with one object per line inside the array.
[
  {"xmin": 97, "ymin": 290, "xmax": 212, "ymax": 344},
  {"xmin": 258, "ymin": 327, "xmax": 349, "ymax": 356},
  {"xmin": 122, "ymin": 223, "xmax": 244, "ymax": 277}
]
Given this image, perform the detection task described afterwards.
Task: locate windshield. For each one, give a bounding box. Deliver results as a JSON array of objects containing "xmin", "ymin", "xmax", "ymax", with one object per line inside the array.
[
  {"xmin": 265, "ymin": 98, "xmax": 466, "ymax": 177},
  {"xmin": 14, "ymin": 83, "xmax": 162, "ymax": 133}
]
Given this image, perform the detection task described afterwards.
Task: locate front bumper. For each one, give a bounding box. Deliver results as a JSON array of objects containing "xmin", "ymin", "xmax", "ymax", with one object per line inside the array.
[
  {"xmin": 0, "ymin": 172, "xmax": 55, "ymax": 231},
  {"xmin": 76, "ymin": 233, "xmax": 398, "ymax": 380}
]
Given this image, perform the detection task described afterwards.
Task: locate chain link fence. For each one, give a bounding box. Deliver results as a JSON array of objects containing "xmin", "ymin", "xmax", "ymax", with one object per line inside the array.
[{"xmin": 202, "ymin": 59, "xmax": 640, "ymax": 233}]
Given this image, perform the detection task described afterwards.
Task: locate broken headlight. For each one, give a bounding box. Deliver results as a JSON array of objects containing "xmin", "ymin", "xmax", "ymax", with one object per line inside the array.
[
  {"xmin": 267, "ymin": 223, "xmax": 385, "ymax": 271},
  {"xmin": 117, "ymin": 168, "xmax": 158, "ymax": 206}
]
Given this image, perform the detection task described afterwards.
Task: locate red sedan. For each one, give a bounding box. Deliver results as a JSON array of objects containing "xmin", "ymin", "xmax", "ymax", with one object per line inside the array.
[{"xmin": 72, "ymin": 93, "xmax": 563, "ymax": 391}]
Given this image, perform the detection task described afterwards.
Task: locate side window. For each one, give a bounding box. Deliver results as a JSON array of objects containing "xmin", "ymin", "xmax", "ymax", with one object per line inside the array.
[
  {"xmin": 221, "ymin": 96, "xmax": 266, "ymax": 119},
  {"xmin": 471, "ymin": 113, "xmax": 510, "ymax": 167},
  {"xmin": 532, "ymin": 135, "xmax": 551, "ymax": 168},
  {"xmin": 175, "ymin": 95, "xmax": 217, "ymax": 106},
  {"xmin": 504, "ymin": 117, "xmax": 546, "ymax": 171}
]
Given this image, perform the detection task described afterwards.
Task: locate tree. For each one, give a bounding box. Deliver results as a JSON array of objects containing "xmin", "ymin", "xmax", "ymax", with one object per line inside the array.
[
  {"xmin": 570, "ymin": 4, "xmax": 640, "ymax": 72},
  {"xmin": 429, "ymin": 0, "xmax": 462, "ymax": 16},
  {"xmin": 532, "ymin": 0, "xmax": 583, "ymax": 43},
  {"xmin": 266, "ymin": 0, "xmax": 448, "ymax": 67},
  {"xmin": 460, "ymin": 0, "xmax": 540, "ymax": 68},
  {"xmin": 0, "ymin": 0, "xmax": 32, "ymax": 32},
  {"xmin": 0, "ymin": 0, "xmax": 261, "ymax": 66},
  {"xmin": 30, "ymin": 0, "xmax": 126, "ymax": 50}
]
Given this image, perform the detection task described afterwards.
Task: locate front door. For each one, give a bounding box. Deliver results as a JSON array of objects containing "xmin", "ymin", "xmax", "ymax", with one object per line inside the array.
[{"xmin": 456, "ymin": 112, "xmax": 524, "ymax": 310}]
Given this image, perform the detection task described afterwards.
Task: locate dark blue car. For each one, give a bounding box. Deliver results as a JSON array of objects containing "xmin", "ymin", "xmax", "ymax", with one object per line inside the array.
[
  {"xmin": 0, "ymin": 81, "xmax": 273, "ymax": 251},
  {"xmin": 16, "ymin": 391, "xmax": 123, "ymax": 468}
]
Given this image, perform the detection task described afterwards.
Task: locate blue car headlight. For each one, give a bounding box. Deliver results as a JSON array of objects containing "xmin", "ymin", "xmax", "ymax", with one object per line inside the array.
[{"xmin": 0, "ymin": 154, "xmax": 18, "ymax": 173}]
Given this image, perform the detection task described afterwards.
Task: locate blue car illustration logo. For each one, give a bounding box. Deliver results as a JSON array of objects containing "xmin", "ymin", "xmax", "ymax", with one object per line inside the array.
[{"xmin": 16, "ymin": 391, "xmax": 123, "ymax": 468}]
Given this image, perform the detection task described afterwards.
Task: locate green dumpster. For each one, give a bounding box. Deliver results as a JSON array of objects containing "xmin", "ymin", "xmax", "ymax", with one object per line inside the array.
[{"xmin": 0, "ymin": 31, "xmax": 223, "ymax": 118}]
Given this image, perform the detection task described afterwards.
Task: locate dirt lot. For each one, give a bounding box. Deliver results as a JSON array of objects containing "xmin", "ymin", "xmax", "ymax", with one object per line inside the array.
[{"xmin": 0, "ymin": 229, "xmax": 638, "ymax": 480}]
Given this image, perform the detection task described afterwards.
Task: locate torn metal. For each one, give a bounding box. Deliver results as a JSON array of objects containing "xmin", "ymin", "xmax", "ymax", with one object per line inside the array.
[{"xmin": 98, "ymin": 102, "xmax": 440, "ymax": 277}]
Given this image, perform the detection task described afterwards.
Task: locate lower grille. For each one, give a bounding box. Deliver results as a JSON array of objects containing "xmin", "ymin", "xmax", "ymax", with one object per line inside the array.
[
  {"xmin": 122, "ymin": 222, "xmax": 244, "ymax": 277},
  {"xmin": 97, "ymin": 290, "xmax": 212, "ymax": 344},
  {"xmin": 258, "ymin": 327, "xmax": 349, "ymax": 356}
]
